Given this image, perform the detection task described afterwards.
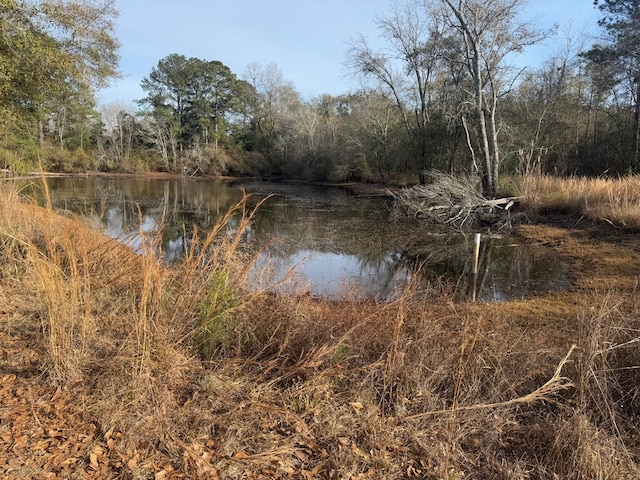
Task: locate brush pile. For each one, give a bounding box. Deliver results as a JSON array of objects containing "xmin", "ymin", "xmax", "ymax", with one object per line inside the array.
[{"xmin": 393, "ymin": 170, "xmax": 519, "ymax": 229}]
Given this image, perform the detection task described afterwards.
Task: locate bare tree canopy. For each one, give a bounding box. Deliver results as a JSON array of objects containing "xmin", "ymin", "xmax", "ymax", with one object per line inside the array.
[{"xmin": 348, "ymin": 0, "xmax": 544, "ymax": 197}]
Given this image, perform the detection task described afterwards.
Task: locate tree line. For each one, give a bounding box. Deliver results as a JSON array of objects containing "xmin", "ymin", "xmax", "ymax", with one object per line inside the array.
[
  {"xmin": 1, "ymin": 0, "xmax": 639, "ymax": 197},
  {"xmin": 0, "ymin": 0, "xmax": 118, "ymax": 167}
]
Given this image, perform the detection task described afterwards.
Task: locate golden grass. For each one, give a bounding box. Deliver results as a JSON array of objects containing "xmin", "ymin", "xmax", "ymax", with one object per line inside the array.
[
  {"xmin": 513, "ymin": 174, "xmax": 640, "ymax": 230},
  {"xmin": 2, "ymin": 179, "xmax": 640, "ymax": 478}
]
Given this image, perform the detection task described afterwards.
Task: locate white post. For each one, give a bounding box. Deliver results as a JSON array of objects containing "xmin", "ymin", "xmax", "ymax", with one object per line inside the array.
[
  {"xmin": 472, "ymin": 233, "xmax": 481, "ymax": 275},
  {"xmin": 470, "ymin": 233, "xmax": 481, "ymax": 302}
]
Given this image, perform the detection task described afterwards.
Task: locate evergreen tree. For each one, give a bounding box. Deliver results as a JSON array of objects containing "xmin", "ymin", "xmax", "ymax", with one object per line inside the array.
[
  {"xmin": 140, "ymin": 55, "xmax": 246, "ymax": 167},
  {"xmin": 0, "ymin": 0, "xmax": 119, "ymax": 150},
  {"xmin": 585, "ymin": 0, "xmax": 640, "ymax": 170}
]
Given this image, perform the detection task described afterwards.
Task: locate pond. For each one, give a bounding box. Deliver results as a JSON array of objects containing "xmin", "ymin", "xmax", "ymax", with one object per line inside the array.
[{"xmin": 18, "ymin": 176, "xmax": 569, "ymax": 302}]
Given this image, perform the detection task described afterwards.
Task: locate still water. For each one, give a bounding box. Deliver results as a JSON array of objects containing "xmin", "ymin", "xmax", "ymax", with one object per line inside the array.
[{"xmin": 21, "ymin": 176, "xmax": 568, "ymax": 302}]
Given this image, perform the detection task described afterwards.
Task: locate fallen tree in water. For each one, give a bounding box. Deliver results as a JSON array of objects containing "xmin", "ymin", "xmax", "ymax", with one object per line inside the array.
[{"xmin": 392, "ymin": 170, "xmax": 521, "ymax": 229}]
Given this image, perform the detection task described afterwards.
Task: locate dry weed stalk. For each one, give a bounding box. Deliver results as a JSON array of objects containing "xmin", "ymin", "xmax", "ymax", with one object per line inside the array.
[
  {"xmin": 452, "ymin": 315, "xmax": 484, "ymax": 412},
  {"xmin": 29, "ymin": 225, "xmax": 94, "ymax": 380},
  {"xmin": 0, "ymin": 180, "xmax": 144, "ymax": 381},
  {"xmin": 165, "ymin": 192, "xmax": 270, "ymax": 360},
  {"xmin": 133, "ymin": 209, "xmax": 166, "ymax": 376}
]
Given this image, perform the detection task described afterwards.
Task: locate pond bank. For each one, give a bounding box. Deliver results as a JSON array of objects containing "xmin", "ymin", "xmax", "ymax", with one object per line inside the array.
[{"xmin": 2, "ymin": 186, "xmax": 640, "ymax": 478}]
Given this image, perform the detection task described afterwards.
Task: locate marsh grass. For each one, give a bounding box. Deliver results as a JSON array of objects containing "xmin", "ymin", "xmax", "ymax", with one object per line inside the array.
[
  {"xmin": 514, "ymin": 174, "xmax": 640, "ymax": 230},
  {"xmin": 2, "ymin": 179, "xmax": 640, "ymax": 478}
]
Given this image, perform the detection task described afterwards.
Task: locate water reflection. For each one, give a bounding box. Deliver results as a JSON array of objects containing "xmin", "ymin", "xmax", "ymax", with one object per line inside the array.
[
  {"xmin": 18, "ymin": 176, "xmax": 568, "ymax": 302},
  {"xmin": 250, "ymin": 248, "xmax": 407, "ymax": 300},
  {"xmin": 402, "ymin": 235, "xmax": 569, "ymax": 302}
]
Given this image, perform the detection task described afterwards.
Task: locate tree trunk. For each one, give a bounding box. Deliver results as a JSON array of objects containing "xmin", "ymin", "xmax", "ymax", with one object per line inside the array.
[
  {"xmin": 634, "ymin": 76, "xmax": 640, "ymax": 172},
  {"xmin": 488, "ymin": 89, "xmax": 500, "ymax": 197},
  {"xmin": 473, "ymin": 52, "xmax": 495, "ymax": 198},
  {"xmin": 444, "ymin": 0, "xmax": 498, "ymax": 198}
]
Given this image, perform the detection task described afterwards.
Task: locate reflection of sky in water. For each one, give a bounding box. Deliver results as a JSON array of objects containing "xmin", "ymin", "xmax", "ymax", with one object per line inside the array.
[
  {"xmin": 250, "ymin": 249, "xmax": 410, "ymax": 300},
  {"xmin": 165, "ymin": 237, "xmax": 184, "ymax": 264},
  {"xmin": 93, "ymin": 207, "xmax": 162, "ymax": 255}
]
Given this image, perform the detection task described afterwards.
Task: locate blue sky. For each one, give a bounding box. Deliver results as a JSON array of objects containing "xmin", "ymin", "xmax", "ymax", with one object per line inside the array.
[{"xmin": 98, "ymin": 0, "xmax": 601, "ymax": 107}]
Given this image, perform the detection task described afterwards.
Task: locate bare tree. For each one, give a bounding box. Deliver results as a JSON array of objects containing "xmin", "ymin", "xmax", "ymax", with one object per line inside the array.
[
  {"xmin": 243, "ymin": 63, "xmax": 301, "ymax": 174},
  {"xmin": 439, "ymin": 0, "xmax": 543, "ymax": 197},
  {"xmin": 98, "ymin": 103, "xmax": 140, "ymax": 169},
  {"xmin": 343, "ymin": 92, "xmax": 402, "ymax": 180},
  {"xmin": 348, "ymin": 0, "xmax": 542, "ymax": 195},
  {"xmin": 505, "ymin": 24, "xmax": 589, "ymax": 175},
  {"xmin": 347, "ymin": 1, "xmax": 446, "ymax": 177}
]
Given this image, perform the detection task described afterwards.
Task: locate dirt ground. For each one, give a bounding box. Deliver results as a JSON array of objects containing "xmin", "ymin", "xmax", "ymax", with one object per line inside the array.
[{"xmin": 2, "ymin": 211, "xmax": 640, "ymax": 478}]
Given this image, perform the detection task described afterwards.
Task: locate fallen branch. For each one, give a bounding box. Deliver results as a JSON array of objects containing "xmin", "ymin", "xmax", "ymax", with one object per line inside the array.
[
  {"xmin": 392, "ymin": 171, "xmax": 522, "ymax": 229},
  {"xmin": 406, "ymin": 345, "xmax": 576, "ymax": 419}
]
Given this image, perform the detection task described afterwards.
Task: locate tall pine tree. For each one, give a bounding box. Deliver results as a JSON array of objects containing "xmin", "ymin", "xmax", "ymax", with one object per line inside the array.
[{"xmin": 585, "ymin": 0, "xmax": 640, "ymax": 170}]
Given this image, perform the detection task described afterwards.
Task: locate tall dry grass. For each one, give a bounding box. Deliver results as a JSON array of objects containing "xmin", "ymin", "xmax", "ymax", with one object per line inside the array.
[
  {"xmin": 0, "ymin": 180, "xmax": 265, "ymax": 376},
  {"xmin": 2, "ymin": 180, "xmax": 640, "ymax": 478},
  {"xmin": 0, "ymin": 181, "xmax": 272, "ymax": 466},
  {"xmin": 513, "ymin": 174, "xmax": 640, "ymax": 229},
  {"xmin": 0, "ymin": 182, "xmax": 139, "ymax": 380}
]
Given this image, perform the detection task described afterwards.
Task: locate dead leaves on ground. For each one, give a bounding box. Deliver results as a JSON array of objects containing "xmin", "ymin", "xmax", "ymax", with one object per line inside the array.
[
  {"xmin": 0, "ymin": 331, "xmax": 380, "ymax": 479},
  {"xmin": 0, "ymin": 369, "xmax": 119, "ymax": 479},
  {"xmin": 0, "ymin": 366, "xmax": 216, "ymax": 478}
]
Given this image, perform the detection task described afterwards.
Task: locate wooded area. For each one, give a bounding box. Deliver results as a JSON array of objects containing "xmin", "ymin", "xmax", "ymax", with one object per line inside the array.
[
  {"xmin": 5, "ymin": 2, "xmax": 640, "ymax": 478},
  {"xmin": 1, "ymin": 0, "xmax": 639, "ymax": 197}
]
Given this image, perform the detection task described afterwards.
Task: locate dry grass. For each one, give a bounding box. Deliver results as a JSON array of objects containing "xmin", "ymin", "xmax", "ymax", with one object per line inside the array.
[
  {"xmin": 513, "ymin": 174, "xmax": 640, "ymax": 230},
  {"xmin": 1, "ymin": 180, "xmax": 640, "ymax": 478}
]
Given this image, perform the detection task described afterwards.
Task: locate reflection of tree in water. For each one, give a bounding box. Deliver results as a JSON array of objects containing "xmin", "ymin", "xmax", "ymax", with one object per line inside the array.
[
  {"xmin": 252, "ymin": 193, "xmax": 396, "ymax": 252},
  {"xmin": 248, "ymin": 191, "xmax": 413, "ymax": 298},
  {"xmin": 32, "ymin": 177, "xmax": 247, "ymax": 262},
  {"xmin": 400, "ymin": 235, "xmax": 568, "ymax": 302},
  {"xmin": 23, "ymin": 177, "xmax": 568, "ymax": 301}
]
